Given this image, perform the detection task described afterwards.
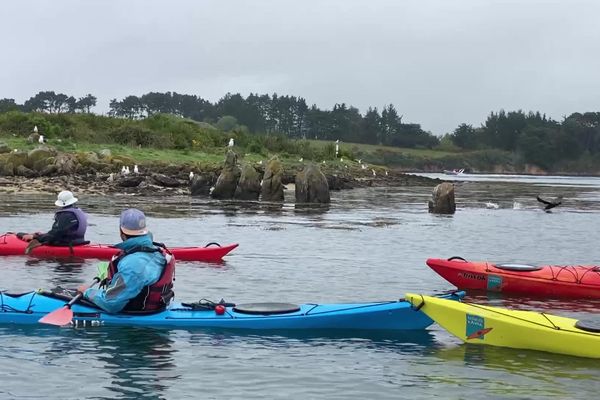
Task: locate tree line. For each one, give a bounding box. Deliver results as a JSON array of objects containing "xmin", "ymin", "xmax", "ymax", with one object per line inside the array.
[
  {"xmin": 0, "ymin": 91, "xmax": 438, "ymax": 149},
  {"xmin": 0, "ymin": 91, "xmax": 97, "ymax": 114},
  {"xmin": 2, "ymin": 90, "xmax": 600, "ymax": 170},
  {"xmin": 446, "ymin": 110, "xmax": 600, "ymax": 169}
]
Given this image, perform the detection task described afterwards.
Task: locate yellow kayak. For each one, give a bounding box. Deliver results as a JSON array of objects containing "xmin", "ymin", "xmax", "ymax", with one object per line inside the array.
[{"xmin": 405, "ymin": 293, "xmax": 600, "ymax": 358}]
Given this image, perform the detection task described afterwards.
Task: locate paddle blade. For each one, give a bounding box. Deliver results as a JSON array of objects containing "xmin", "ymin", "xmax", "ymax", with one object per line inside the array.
[
  {"xmin": 96, "ymin": 262, "xmax": 109, "ymax": 281},
  {"xmin": 38, "ymin": 306, "xmax": 74, "ymax": 326}
]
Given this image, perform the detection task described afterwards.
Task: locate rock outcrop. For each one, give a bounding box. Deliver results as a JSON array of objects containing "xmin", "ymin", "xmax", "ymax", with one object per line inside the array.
[
  {"xmin": 428, "ymin": 182, "xmax": 456, "ymax": 214},
  {"xmin": 211, "ymin": 150, "xmax": 241, "ymax": 199},
  {"xmin": 295, "ymin": 164, "xmax": 330, "ymax": 204},
  {"xmin": 260, "ymin": 157, "xmax": 284, "ymax": 202},
  {"xmin": 234, "ymin": 163, "xmax": 261, "ymax": 200},
  {"xmin": 190, "ymin": 172, "xmax": 217, "ymax": 196}
]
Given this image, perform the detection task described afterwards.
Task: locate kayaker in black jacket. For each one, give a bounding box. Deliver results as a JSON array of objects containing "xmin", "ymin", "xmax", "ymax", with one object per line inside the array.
[{"xmin": 18, "ymin": 190, "xmax": 88, "ymax": 253}]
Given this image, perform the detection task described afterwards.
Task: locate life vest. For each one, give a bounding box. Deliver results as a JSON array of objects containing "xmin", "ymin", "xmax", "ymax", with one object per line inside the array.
[
  {"xmin": 55, "ymin": 206, "xmax": 88, "ymax": 240},
  {"xmin": 107, "ymin": 243, "xmax": 175, "ymax": 313}
]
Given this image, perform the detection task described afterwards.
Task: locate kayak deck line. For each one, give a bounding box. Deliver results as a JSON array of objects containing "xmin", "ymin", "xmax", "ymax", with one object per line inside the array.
[{"xmin": 457, "ymin": 301, "xmax": 600, "ymax": 337}]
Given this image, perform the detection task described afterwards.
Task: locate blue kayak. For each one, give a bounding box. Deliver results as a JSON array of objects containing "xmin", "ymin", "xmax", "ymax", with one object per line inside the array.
[{"xmin": 0, "ymin": 290, "xmax": 463, "ymax": 331}]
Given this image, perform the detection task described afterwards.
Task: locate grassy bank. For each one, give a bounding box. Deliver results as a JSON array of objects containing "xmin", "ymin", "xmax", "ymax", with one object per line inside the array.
[{"xmin": 4, "ymin": 111, "xmax": 587, "ymax": 174}]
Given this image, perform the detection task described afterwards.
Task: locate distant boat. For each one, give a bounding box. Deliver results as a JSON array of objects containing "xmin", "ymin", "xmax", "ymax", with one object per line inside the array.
[{"xmin": 443, "ymin": 168, "xmax": 465, "ymax": 176}]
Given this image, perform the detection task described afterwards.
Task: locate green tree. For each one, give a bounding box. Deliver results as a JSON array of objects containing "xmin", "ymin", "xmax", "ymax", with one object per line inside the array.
[
  {"xmin": 361, "ymin": 107, "xmax": 381, "ymax": 144},
  {"xmin": 450, "ymin": 123, "xmax": 478, "ymax": 149},
  {"xmin": 75, "ymin": 94, "xmax": 97, "ymax": 113},
  {"xmin": 516, "ymin": 126, "xmax": 557, "ymax": 169},
  {"xmin": 0, "ymin": 98, "xmax": 20, "ymax": 113},
  {"xmin": 216, "ymin": 115, "xmax": 238, "ymax": 131}
]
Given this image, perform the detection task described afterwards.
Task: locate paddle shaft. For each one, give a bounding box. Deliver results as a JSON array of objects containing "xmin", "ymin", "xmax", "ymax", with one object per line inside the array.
[{"xmin": 67, "ymin": 277, "xmax": 100, "ymax": 308}]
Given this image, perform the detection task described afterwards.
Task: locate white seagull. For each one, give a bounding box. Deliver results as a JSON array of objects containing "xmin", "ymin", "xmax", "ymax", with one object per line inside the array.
[
  {"xmin": 485, "ymin": 201, "xmax": 500, "ymax": 209},
  {"xmin": 33, "ymin": 125, "xmax": 38, "ymax": 133},
  {"xmin": 228, "ymin": 138, "xmax": 234, "ymax": 147},
  {"xmin": 299, "ymin": 157, "xmax": 303, "ymax": 162},
  {"xmin": 38, "ymin": 135, "xmax": 45, "ymax": 144},
  {"xmin": 121, "ymin": 166, "xmax": 126, "ymax": 175},
  {"xmin": 372, "ymin": 169, "xmax": 376, "ymax": 177},
  {"xmin": 133, "ymin": 165, "xmax": 139, "ymax": 174},
  {"xmin": 189, "ymin": 171, "xmax": 194, "ymax": 180}
]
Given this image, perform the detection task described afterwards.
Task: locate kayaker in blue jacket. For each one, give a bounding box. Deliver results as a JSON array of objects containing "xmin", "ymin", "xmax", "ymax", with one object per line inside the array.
[
  {"xmin": 78, "ymin": 208, "xmax": 175, "ymax": 314},
  {"xmin": 19, "ymin": 190, "xmax": 88, "ymax": 253}
]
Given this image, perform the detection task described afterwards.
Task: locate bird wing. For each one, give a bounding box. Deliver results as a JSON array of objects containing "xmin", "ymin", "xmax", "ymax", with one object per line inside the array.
[{"xmin": 536, "ymin": 196, "xmax": 552, "ymax": 206}]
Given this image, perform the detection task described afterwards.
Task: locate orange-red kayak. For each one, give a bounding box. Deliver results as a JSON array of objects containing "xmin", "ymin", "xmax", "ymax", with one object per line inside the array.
[
  {"xmin": 427, "ymin": 256, "xmax": 600, "ymax": 298},
  {"xmin": 0, "ymin": 233, "xmax": 237, "ymax": 262}
]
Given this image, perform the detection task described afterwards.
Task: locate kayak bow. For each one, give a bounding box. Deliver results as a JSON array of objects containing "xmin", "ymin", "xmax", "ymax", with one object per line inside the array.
[{"xmin": 405, "ymin": 293, "xmax": 600, "ymax": 359}]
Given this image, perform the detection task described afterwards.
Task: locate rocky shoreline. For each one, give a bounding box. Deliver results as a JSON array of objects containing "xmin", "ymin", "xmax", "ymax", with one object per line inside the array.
[
  {"xmin": 0, "ymin": 146, "xmax": 441, "ymax": 198},
  {"xmin": 0, "ymin": 167, "xmax": 440, "ymax": 197}
]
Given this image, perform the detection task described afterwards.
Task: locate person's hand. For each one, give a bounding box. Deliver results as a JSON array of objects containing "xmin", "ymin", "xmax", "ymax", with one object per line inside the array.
[
  {"xmin": 77, "ymin": 284, "xmax": 89, "ymax": 294},
  {"xmin": 21, "ymin": 234, "xmax": 34, "ymax": 242}
]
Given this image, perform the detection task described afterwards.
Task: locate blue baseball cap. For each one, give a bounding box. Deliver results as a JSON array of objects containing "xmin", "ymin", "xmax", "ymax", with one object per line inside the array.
[{"xmin": 119, "ymin": 208, "xmax": 148, "ymax": 236}]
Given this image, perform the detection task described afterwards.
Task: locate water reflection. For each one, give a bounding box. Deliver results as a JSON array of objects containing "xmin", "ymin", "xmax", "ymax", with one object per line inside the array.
[
  {"xmin": 184, "ymin": 327, "xmax": 437, "ymax": 355},
  {"xmin": 432, "ymin": 344, "xmax": 598, "ymax": 380},
  {"xmin": 92, "ymin": 328, "xmax": 177, "ymax": 400},
  {"xmin": 0, "ymin": 326, "xmax": 177, "ymax": 400},
  {"xmin": 24, "ymin": 258, "xmax": 88, "ymax": 287}
]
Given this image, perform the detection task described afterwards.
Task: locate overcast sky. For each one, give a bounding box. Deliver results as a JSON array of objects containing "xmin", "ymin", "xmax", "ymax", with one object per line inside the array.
[{"xmin": 2, "ymin": 0, "xmax": 599, "ymax": 135}]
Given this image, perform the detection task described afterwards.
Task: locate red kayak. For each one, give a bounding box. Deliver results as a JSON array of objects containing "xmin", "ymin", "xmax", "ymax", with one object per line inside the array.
[
  {"xmin": 427, "ymin": 256, "xmax": 600, "ymax": 298},
  {"xmin": 0, "ymin": 233, "xmax": 238, "ymax": 262}
]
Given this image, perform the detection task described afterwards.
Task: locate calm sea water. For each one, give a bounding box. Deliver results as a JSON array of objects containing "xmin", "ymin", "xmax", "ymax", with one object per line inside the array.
[{"xmin": 0, "ymin": 174, "xmax": 599, "ymax": 399}]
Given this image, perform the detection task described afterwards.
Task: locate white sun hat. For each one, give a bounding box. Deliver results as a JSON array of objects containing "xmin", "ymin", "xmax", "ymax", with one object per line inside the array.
[{"xmin": 55, "ymin": 190, "xmax": 78, "ymax": 207}]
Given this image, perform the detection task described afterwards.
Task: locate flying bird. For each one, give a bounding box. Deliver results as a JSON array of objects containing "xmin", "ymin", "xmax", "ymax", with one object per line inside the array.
[{"xmin": 537, "ymin": 195, "xmax": 562, "ymax": 211}]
